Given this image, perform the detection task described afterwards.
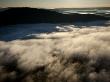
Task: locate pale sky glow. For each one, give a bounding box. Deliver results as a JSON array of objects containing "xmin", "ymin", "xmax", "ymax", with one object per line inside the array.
[{"xmin": 0, "ymin": 0, "xmax": 110, "ymax": 8}]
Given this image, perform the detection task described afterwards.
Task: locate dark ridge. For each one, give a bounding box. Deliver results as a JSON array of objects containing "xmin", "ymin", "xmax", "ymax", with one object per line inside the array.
[{"xmin": 0, "ymin": 7, "xmax": 109, "ymax": 26}]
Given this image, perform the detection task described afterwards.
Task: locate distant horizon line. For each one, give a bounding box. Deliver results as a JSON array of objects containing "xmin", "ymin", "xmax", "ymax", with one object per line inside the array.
[{"xmin": 0, "ymin": 6, "xmax": 110, "ymax": 9}]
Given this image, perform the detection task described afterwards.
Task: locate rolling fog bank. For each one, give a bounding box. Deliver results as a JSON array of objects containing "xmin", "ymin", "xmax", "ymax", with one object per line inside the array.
[{"xmin": 0, "ymin": 26, "xmax": 110, "ymax": 82}]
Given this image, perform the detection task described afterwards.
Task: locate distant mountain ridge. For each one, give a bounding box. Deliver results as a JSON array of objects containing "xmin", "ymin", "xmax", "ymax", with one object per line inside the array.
[
  {"xmin": 0, "ymin": 7, "xmax": 109, "ymax": 26},
  {"xmin": 54, "ymin": 7, "xmax": 110, "ymax": 10}
]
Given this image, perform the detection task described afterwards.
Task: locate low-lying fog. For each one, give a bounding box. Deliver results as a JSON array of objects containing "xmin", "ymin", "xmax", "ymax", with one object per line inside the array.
[{"xmin": 0, "ymin": 21, "xmax": 110, "ymax": 82}]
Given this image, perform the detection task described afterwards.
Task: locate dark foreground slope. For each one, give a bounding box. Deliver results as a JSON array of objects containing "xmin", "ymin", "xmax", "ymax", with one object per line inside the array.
[{"xmin": 0, "ymin": 7, "xmax": 109, "ymax": 26}]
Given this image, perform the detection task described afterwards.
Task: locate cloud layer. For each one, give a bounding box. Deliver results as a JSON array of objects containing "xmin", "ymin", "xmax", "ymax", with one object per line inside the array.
[{"xmin": 0, "ymin": 26, "xmax": 110, "ymax": 82}]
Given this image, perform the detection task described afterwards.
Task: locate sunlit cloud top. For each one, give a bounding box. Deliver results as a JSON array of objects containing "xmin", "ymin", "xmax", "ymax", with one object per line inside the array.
[{"xmin": 0, "ymin": 0, "xmax": 110, "ymax": 8}]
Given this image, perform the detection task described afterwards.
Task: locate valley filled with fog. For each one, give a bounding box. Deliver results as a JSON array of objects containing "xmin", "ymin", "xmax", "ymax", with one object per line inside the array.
[
  {"xmin": 0, "ymin": 20, "xmax": 110, "ymax": 82},
  {"xmin": 0, "ymin": 7, "xmax": 110, "ymax": 82}
]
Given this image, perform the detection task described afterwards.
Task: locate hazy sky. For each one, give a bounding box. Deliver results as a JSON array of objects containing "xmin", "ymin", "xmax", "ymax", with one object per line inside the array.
[{"xmin": 0, "ymin": 0, "xmax": 110, "ymax": 8}]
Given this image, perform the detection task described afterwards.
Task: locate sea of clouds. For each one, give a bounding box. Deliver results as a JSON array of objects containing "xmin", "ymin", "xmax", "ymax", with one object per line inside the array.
[{"xmin": 0, "ymin": 25, "xmax": 110, "ymax": 82}]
